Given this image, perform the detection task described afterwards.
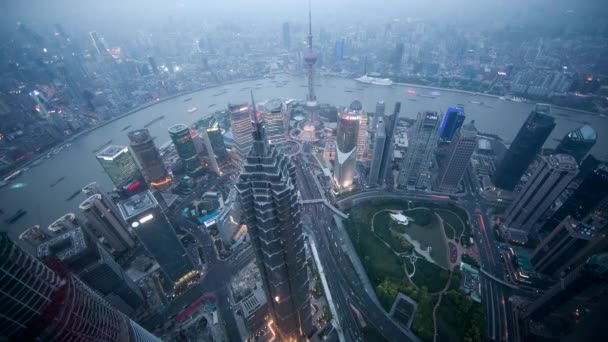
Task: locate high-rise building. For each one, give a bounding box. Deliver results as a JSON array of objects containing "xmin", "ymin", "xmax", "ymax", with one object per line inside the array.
[
  {"xmin": 89, "ymin": 31, "xmax": 107, "ymax": 56},
  {"xmin": 18, "ymin": 224, "xmax": 51, "ymax": 247},
  {"xmin": 262, "ymin": 98, "xmax": 287, "ymax": 149},
  {"xmin": 79, "ymin": 187, "xmax": 136, "ymax": 252},
  {"xmin": 201, "ymin": 129, "xmax": 221, "ymax": 176},
  {"xmin": 282, "ymin": 22, "xmax": 290, "ymax": 50},
  {"xmin": 378, "ymin": 102, "xmax": 401, "ymax": 186},
  {"xmin": 168, "ymin": 124, "xmax": 204, "ymax": 178},
  {"xmin": 355, "ymin": 103, "xmax": 369, "ymax": 161},
  {"xmin": 97, "ymin": 145, "xmax": 143, "ymax": 188},
  {"xmin": 503, "ymin": 154, "xmax": 578, "ymax": 232},
  {"xmin": 38, "ymin": 227, "xmax": 144, "ymax": 317},
  {"xmin": 0, "ymin": 233, "xmax": 161, "ymax": 341},
  {"xmin": 521, "ymin": 252, "xmax": 608, "ymax": 340},
  {"xmin": 128, "ymin": 129, "xmax": 171, "ymax": 189},
  {"xmin": 206, "ymin": 123, "xmax": 229, "ymax": 166},
  {"xmin": 334, "ymin": 101, "xmax": 362, "ymax": 189},
  {"xmin": 492, "ymin": 104, "xmax": 556, "ymax": 190},
  {"xmin": 148, "ymin": 56, "xmax": 158, "ymax": 75},
  {"xmin": 371, "ymin": 101, "xmax": 385, "ymax": 131},
  {"xmin": 368, "ymin": 118, "xmax": 386, "ymax": 186},
  {"xmin": 531, "ymin": 204, "xmax": 607, "ymax": 277},
  {"xmin": 398, "ymin": 111, "xmax": 441, "ymax": 190},
  {"xmin": 118, "ymin": 190, "xmax": 198, "ymax": 288},
  {"xmin": 392, "ymin": 42, "xmax": 404, "ymax": 70},
  {"xmin": 228, "ymin": 102, "xmax": 254, "ymax": 161},
  {"xmin": 334, "ymin": 39, "xmax": 345, "ymax": 60},
  {"xmin": 434, "ymin": 121, "xmax": 478, "ymax": 193},
  {"xmin": 235, "ymin": 113, "xmax": 312, "ymax": 340},
  {"xmin": 439, "ymin": 107, "xmax": 465, "ymax": 141},
  {"xmin": 555, "ymin": 124, "xmax": 597, "ymax": 163},
  {"xmin": 539, "ymin": 161, "xmax": 608, "ymax": 233}
]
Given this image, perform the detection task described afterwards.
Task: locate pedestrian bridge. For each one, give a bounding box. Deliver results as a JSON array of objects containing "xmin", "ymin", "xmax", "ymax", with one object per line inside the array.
[
  {"xmin": 302, "ymin": 199, "xmax": 349, "ymax": 219},
  {"xmin": 480, "ymin": 268, "xmax": 518, "ymax": 289}
]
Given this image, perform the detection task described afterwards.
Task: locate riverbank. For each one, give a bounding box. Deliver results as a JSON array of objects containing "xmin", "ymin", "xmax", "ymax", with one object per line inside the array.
[{"xmin": 4, "ymin": 76, "xmax": 267, "ymax": 178}]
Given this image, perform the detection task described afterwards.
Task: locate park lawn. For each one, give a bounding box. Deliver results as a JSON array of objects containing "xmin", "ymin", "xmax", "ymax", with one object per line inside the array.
[
  {"xmin": 345, "ymin": 213, "xmax": 404, "ymax": 287},
  {"xmin": 436, "ymin": 209, "xmax": 465, "ymax": 238},
  {"xmin": 436, "ymin": 290, "xmax": 483, "ymax": 342},
  {"xmin": 411, "ymin": 256, "xmax": 451, "ymax": 293},
  {"xmin": 402, "ymin": 210, "xmax": 450, "ymax": 269}
]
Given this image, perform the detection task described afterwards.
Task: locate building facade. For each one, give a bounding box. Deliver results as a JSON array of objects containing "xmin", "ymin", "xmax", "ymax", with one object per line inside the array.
[
  {"xmin": 333, "ymin": 101, "xmax": 362, "ymax": 189},
  {"xmin": 206, "ymin": 124, "xmax": 229, "ymax": 166},
  {"xmin": 228, "ymin": 102, "xmax": 254, "ymax": 161},
  {"xmin": 0, "ymin": 233, "xmax": 160, "ymax": 342},
  {"xmin": 37, "ymin": 227, "xmax": 144, "ymax": 317},
  {"xmin": 368, "ymin": 118, "xmax": 386, "ymax": 186},
  {"xmin": 434, "ymin": 121, "xmax": 478, "ymax": 192},
  {"xmin": 118, "ymin": 190, "xmax": 197, "ymax": 288},
  {"xmin": 96, "ymin": 145, "xmax": 143, "ymax": 188},
  {"xmin": 492, "ymin": 104, "xmax": 556, "ymax": 190},
  {"xmin": 235, "ymin": 116, "xmax": 312, "ymax": 340},
  {"xmin": 555, "ymin": 124, "xmax": 597, "ymax": 163},
  {"xmin": 398, "ymin": 111, "xmax": 441, "ymax": 190},
  {"xmin": 439, "ymin": 107, "xmax": 465, "ymax": 141},
  {"xmin": 128, "ymin": 129, "xmax": 171, "ymax": 189},
  {"xmin": 262, "ymin": 99, "xmax": 287, "ymax": 149},
  {"xmin": 503, "ymin": 154, "xmax": 578, "ymax": 232},
  {"xmin": 168, "ymin": 124, "xmax": 204, "ymax": 178},
  {"xmin": 378, "ymin": 102, "xmax": 401, "ymax": 187}
]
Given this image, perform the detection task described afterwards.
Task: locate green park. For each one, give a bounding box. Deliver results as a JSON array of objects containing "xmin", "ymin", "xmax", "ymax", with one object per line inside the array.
[{"xmin": 343, "ymin": 198, "xmax": 482, "ymax": 342}]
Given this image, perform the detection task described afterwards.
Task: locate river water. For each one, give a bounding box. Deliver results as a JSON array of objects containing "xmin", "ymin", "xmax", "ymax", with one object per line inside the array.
[{"xmin": 2, "ymin": 74, "xmax": 606, "ymax": 239}]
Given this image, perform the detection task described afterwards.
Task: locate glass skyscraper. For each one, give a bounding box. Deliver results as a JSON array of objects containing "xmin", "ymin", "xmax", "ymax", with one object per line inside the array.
[
  {"xmin": 168, "ymin": 124, "xmax": 204, "ymax": 178},
  {"xmin": 555, "ymin": 124, "xmax": 597, "ymax": 163},
  {"xmin": 96, "ymin": 145, "xmax": 142, "ymax": 188},
  {"xmin": 439, "ymin": 107, "xmax": 465, "ymax": 141},
  {"xmin": 492, "ymin": 104, "xmax": 556, "ymax": 190}
]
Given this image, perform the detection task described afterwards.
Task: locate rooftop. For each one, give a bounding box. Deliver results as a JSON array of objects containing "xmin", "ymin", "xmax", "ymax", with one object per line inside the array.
[
  {"xmin": 117, "ymin": 190, "xmax": 159, "ymax": 221},
  {"xmin": 567, "ymin": 124, "xmax": 597, "ymax": 142},
  {"xmin": 264, "ymin": 98, "xmax": 283, "ymax": 113},
  {"xmin": 168, "ymin": 124, "xmax": 189, "ymax": 134},
  {"xmin": 38, "ymin": 227, "xmax": 87, "ymax": 260},
  {"xmin": 240, "ymin": 286, "xmax": 267, "ymax": 318},
  {"xmin": 97, "ymin": 145, "xmax": 129, "ymax": 161},
  {"xmin": 547, "ymin": 154, "xmax": 578, "ymax": 171}
]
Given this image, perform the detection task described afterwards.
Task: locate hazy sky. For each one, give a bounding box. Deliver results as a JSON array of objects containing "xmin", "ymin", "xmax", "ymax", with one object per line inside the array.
[{"xmin": 1, "ymin": 0, "xmax": 606, "ymax": 36}]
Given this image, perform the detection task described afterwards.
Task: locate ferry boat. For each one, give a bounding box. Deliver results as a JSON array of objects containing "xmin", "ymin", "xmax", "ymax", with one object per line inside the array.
[
  {"xmin": 187, "ymin": 107, "xmax": 198, "ymax": 113},
  {"xmin": 121, "ymin": 125, "xmax": 132, "ymax": 131},
  {"xmin": 355, "ymin": 75, "xmax": 393, "ymax": 86},
  {"xmin": 183, "ymin": 97, "xmax": 193, "ymax": 102},
  {"xmin": 144, "ymin": 116, "xmax": 165, "ymax": 128},
  {"xmin": 5, "ymin": 209, "xmax": 27, "ymax": 224},
  {"xmin": 213, "ymin": 90, "xmax": 227, "ymax": 96},
  {"xmin": 208, "ymin": 104, "xmax": 216, "ymax": 108}
]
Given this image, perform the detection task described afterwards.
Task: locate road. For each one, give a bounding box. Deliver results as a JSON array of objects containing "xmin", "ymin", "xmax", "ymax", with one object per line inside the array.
[{"xmin": 293, "ymin": 154, "xmax": 420, "ymax": 342}]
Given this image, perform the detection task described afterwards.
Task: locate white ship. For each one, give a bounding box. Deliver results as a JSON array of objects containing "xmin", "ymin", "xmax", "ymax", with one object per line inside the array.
[
  {"xmin": 355, "ymin": 75, "xmax": 393, "ymax": 86},
  {"xmin": 187, "ymin": 107, "xmax": 198, "ymax": 113}
]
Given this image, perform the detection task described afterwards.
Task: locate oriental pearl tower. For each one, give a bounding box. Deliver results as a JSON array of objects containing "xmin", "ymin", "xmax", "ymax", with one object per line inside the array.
[{"xmin": 301, "ymin": 0, "xmax": 320, "ymax": 141}]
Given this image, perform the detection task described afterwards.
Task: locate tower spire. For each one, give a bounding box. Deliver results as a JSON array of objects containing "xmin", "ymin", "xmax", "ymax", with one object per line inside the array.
[
  {"xmin": 307, "ymin": 0, "xmax": 313, "ymax": 52},
  {"xmin": 250, "ymin": 90, "xmax": 266, "ymax": 153}
]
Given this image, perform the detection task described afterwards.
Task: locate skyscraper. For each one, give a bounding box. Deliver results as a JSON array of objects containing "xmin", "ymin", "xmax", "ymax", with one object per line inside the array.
[
  {"xmin": 168, "ymin": 124, "xmax": 204, "ymax": 178},
  {"xmin": 398, "ymin": 111, "xmax": 441, "ymax": 190},
  {"xmin": 79, "ymin": 189, "xmax": 136, "ymax": 253},
  {"xmin": 439, "ymin": 107, "xmax": 466, "ymax": 141},
  {"xmin": 228, "ymin": 102, "xmax": 254, "ymax": 161},
  {"xmin": 262, "ymin": 98, "xmax": 287, "ymax": 149},
  {"xmin": 235, "ymin": 111, "xmax": 312, "ymax": 340},
  {"xmin": 96, "ymin": 145, "xmax": 143, "ymax": 188},
  {"xmin": 371, "ymin": 101, "xmax": 385, "ymax": 131},
  {"xmin": 356, "ymin": 103, "xmax": 369, "ymax": 161},
  {"xmin": 522, "ymin": 252, "xmax": 608, "ymax": 340},
  {"xmin": 206, "ymin": 123, "xmax": 229, "ymax": 166},
  {"xmin": 530, "ymin": 203, "xmax": 607, "ymax": 277},
  {"xmin": 0, "ymin": 233, "xmax": 161, "ymax": 341},
  {"xmin": 118, "ymin": 190, "xmax": 198, "ymax": 288},
  {"xmin": 378, "ymin": 102, "xmax": 401, "ymax": 186},
  {"xmin": 493, "ymin": 104, "xmax": 556, "ymax": 190},
  {"xmin": 334, "ymin": 39, "xmax": 345, "ymax": 60},
  {"xmin": 128, "ymin": 129, "xmax": 171, "ymax": 189},
  {"xmin": 368, "ymin": 118, "xmax": 386, "ymax": 186},
  {"xmin": 434, "ymin": 121, "xmax": 478, "ymax": 193},
  {"xmin": 38, "ymin": 227, "xmax": 145, "ymax": 317},
  {"xmin": 392, "ymin": 42, "xmax": 404, "ymax": 70},
  {"xmin": 503, "ymin": 154, "xmax": 578, "ymax": 232},
  {"xmin": 201, "ymin": 129, "xmax": 221, "ymax": 176},
  {"xmin": 539, "ymin": 161, "xmax": 608, "ymax": 233},
  {"xmin": 282, "ymin": 22, "xmax": 290, "ymax": 50},
  {"xmin": 334, "ymin": 101, "xmax": 362, "ymax": 189},
  {"xmin": 555, "ymin": 124, "xmax": 597, "ymax": 163}
]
